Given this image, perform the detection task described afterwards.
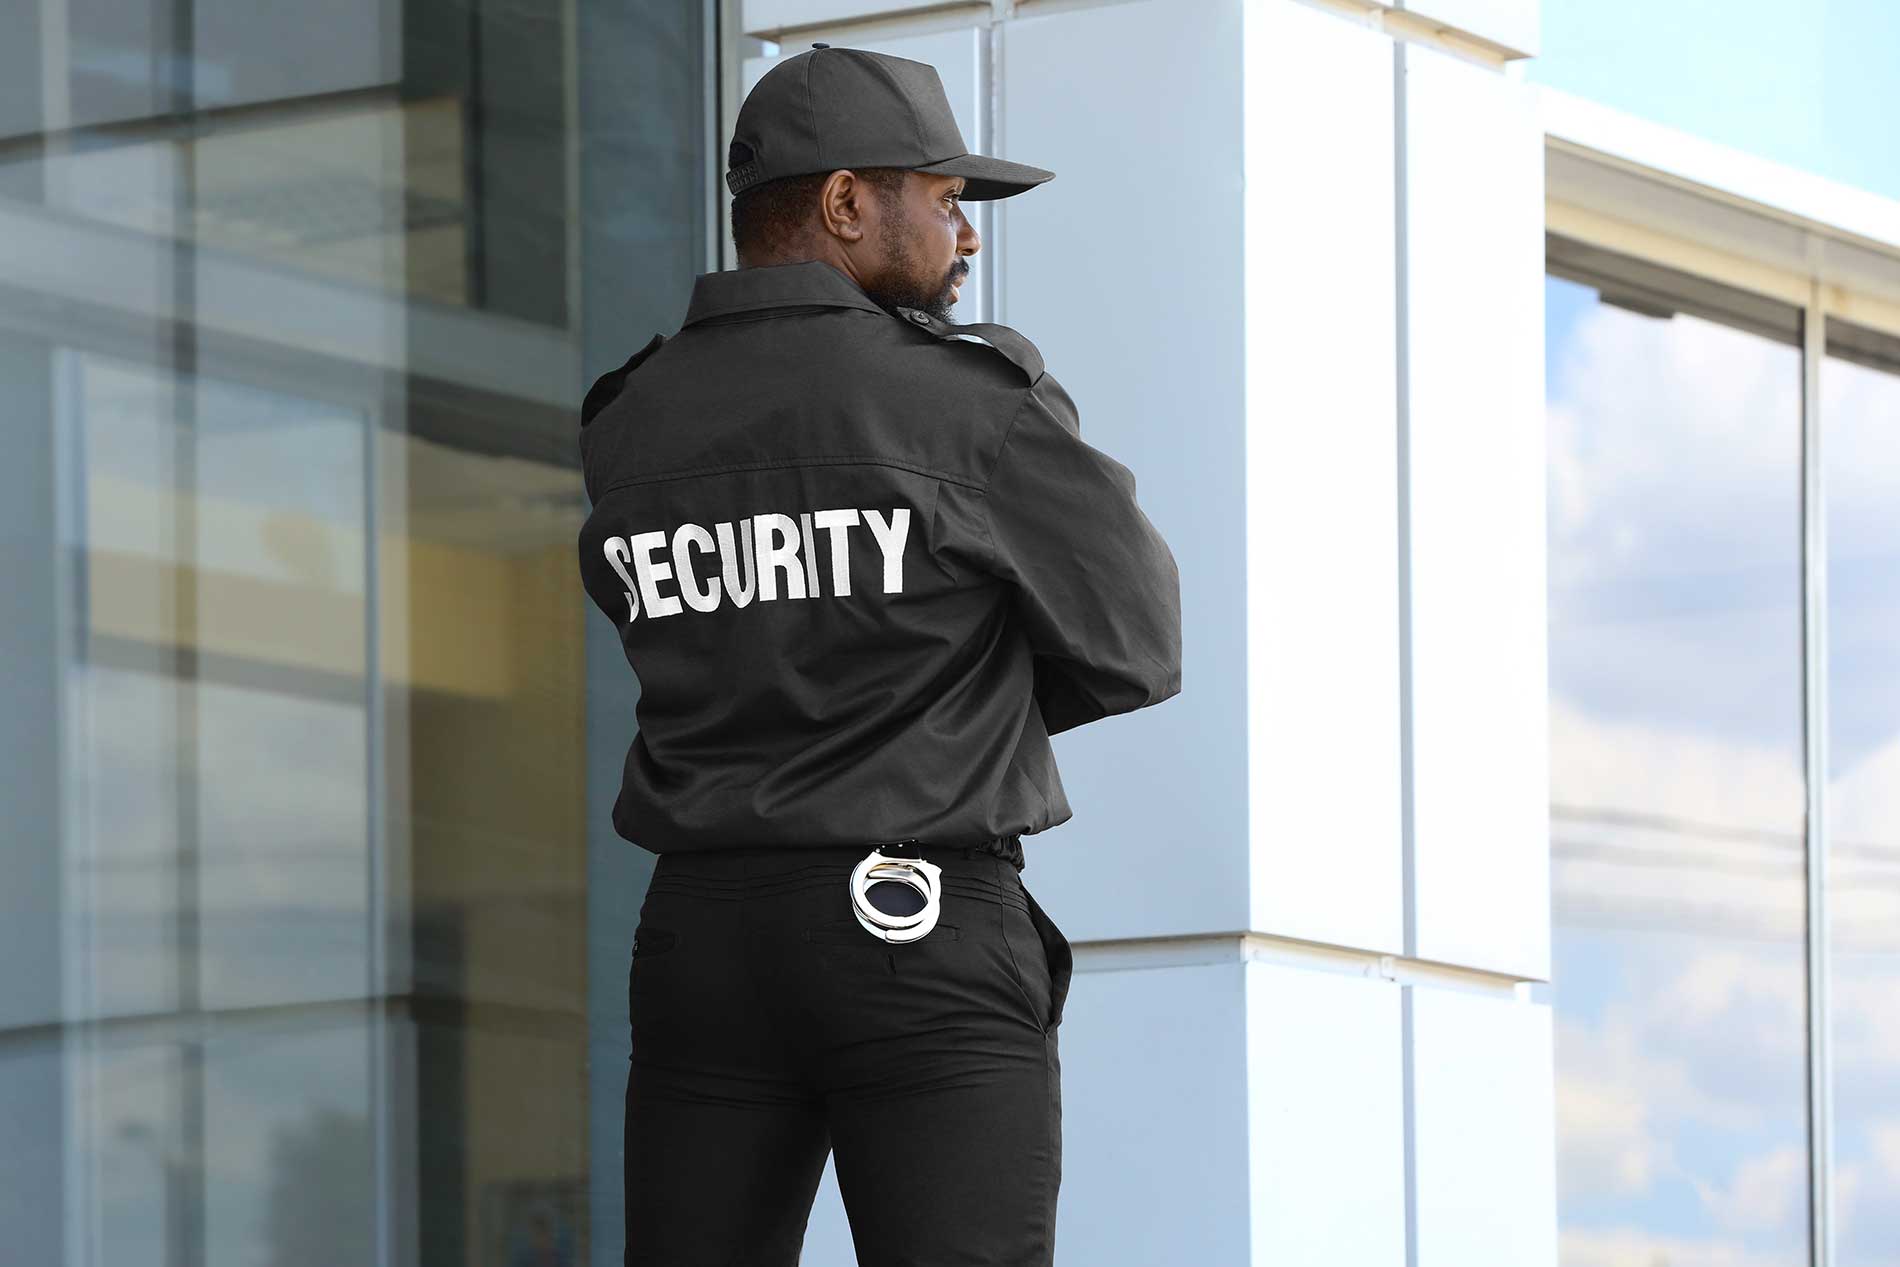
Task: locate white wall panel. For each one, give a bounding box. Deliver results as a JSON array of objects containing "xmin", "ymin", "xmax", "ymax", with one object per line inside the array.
[
  {"xmin": 741, "ymin": 29, "xmax": 994, "ymax": 321},
  {"xmin": 1401, "ymin": 42, "xmax": 1549, "ymax": 979},
  {"xmin": 1412, "ymin": 988, "xmax": 1557, "ymax": 1267},
  {"xmin": 1059, "ymin": 960, "xmax": 1254, "ymax": 1264},
  {"xmin": 1001, "ymin": 0, "xmax": 1249, "ymax": 942},
  {"xmin": 1246, "ymin": 963, "xmax": 1405, "ymax": 1263},
  {"xmin": 1242, "ymin": 0, "xmax": 1403, "ymax": 954}
]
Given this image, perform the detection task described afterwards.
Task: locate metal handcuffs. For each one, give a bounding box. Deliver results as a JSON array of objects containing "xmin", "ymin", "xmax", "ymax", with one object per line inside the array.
[{"xmin": 849, "ymin": 842, "xmax": 943, "ymax": 943}]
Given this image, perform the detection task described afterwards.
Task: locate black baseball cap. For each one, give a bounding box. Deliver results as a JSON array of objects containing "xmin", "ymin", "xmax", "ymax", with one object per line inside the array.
[{"xmin": 726, "ymin": 43, "xmax": 1055, "ymax": 201}]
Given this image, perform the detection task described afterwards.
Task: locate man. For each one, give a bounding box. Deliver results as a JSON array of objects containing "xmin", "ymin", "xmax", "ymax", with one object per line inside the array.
[{"xmin": 577, "ymin": 44, "xmax": 1182, "ymax": 1267}]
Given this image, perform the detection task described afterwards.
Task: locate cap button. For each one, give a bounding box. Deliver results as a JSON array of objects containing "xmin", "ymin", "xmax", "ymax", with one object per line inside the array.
[
  {"xmin": 811, "ymin": 41, "xmax": 830, "ymax": 49},
  {"xmin": 907, "ymin": 309, "xmax": 931, "ymax": 325}
]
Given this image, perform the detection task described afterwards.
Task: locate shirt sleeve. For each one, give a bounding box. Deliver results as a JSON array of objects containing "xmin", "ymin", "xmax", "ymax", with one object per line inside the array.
[{"xmin": 981, "ymin": 369, "xmax": 1184, "ymax": 736}]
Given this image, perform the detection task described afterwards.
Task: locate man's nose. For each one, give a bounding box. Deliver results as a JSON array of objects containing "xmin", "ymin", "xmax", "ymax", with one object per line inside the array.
[{"xmin": 958, "ymin": 212, "xmax": 981, "ymax": 255}]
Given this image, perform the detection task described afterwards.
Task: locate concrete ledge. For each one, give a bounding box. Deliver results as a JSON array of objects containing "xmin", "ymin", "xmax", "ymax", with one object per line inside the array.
[{"xmin": 1073, "ymin": 930, "xmax": 1542, "ymax": 995}]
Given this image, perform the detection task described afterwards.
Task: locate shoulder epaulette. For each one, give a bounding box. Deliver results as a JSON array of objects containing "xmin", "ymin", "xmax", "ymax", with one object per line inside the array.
[
  {"xmin": 894, "ymin": 308, "xmax": 1045, "ymax": 386},
  {"xmin": 581, "ymin": 332, "xmax": 668, "ymax": 427}
]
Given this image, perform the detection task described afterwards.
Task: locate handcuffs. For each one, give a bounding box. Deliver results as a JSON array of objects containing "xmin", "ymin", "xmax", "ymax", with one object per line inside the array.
[{"xmin": 848, "ymin": 840, "xmax": 944, "ymax": 943}]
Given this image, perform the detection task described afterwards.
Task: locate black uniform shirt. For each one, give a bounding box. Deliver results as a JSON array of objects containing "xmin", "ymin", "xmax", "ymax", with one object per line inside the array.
[{"xmin": 576, "ymin": 258, "xmax": 1182, "ymax": 867}]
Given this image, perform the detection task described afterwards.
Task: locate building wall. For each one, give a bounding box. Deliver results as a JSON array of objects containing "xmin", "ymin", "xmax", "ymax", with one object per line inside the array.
[{"xmin": 738, "ymin": 2, "xmax": 1553, "ymax": 1261}]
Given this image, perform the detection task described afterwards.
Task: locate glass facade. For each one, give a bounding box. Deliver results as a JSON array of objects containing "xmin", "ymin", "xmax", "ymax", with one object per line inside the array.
[
  {"xmin": 1547, "ymin": 250, "xmax": 1900, "ymax": 1266},
  {"xmin": 1822, "ymin": 325, "xmax": 1900, "ymax": 1267},
  {"xmin": 1, "ymin": 1, "xmax": 710, "ymax": 1264}
]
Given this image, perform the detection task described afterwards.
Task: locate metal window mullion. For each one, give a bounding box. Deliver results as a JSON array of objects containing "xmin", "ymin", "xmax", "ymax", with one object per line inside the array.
[
  {"xmin": 365, "ymin": 387, "xmax": 390, "ymax": 1267},
  {"xmin": 706, "ymin": 0, "xmax": 723, "ymax": 272},
  {"xmin": 1393, "ymin": 39, "xmax": 1420, "ymax": 1267},
  {"xmin": 714, "ymin": 0, "xmax": 740, "ymax": 271},
  {"xmin": 1801, "ymin": 267, "xmax": 1834, "ymax": 1267}
]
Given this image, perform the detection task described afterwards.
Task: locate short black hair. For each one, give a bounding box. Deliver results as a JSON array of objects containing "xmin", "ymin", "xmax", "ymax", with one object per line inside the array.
[{"xmin": 729, "ymin": 164, "xmax": 909, "ymax": 261}]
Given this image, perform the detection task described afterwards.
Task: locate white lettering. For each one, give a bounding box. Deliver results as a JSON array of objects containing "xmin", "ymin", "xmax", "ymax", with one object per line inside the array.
[
  {"xmin": 753, "ymin": 513, "xmax": 805, "ymax": 602},
  {"xmin": 797, "ymin": 512, "xmax": 822, "ymax": 598},
  {"xmin": 603, "ymin": 537, "xmax": 640, "ymax": 622},
  {"xmin": 717, "ymin": 518, "xmax": 756, "ymax": 607},
  {"xmin": 672, "ymin": 523, "xmax": 721, "ymax": 613},
  {"xmin": 813, "ymin": 508, "xmax": 860, "ymax": 597},
  {"xmin": 602, "ymin": 504, "xmax": 906, "ymax": 623},
  {"xmin": 629, "ymin": 530, "xmax": 682, "ymax": 619},
  {"xmin": 861, "ymin": 508, "xmax": 911, "ymax": 594}
]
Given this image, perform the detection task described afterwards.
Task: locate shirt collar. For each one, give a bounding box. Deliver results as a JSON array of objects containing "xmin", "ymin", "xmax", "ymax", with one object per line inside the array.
[{"xmin": 681, "ymin": 259, "xmax": 895, "ymax": 327}]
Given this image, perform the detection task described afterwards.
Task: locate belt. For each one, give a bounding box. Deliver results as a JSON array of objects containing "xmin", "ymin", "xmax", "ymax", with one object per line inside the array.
[{"xmin": 646, "ymin": 835, "xmax": 1025, "ymax": 943}]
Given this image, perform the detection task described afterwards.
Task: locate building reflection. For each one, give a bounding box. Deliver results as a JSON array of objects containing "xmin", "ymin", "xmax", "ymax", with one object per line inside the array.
[{"xmin": 0, "ymin": 0, "xmax": 707, "ymax": 1263}]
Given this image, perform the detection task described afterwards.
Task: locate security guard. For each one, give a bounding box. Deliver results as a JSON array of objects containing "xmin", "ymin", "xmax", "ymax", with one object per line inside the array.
[{"xmin": 577, "ymin": 44, "xmax": 1182, "ymax": 1267}]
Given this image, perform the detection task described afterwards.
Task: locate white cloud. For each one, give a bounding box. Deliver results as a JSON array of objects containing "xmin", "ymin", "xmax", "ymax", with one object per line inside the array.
[
  {"xmin": 1835, "ymin": 1151, "xmax": 1900, "ymax": 1267},
  {"xmin": 1648, "ymin": 949, "xmax": 1802, "ymax": 1040},
  {"xmin": 1549, "ymin": 694, "xmax": 1804, "ymax": 835},
  {"xmin": 1690, "ymin": 1145, "xmax": 1806, "ymax": 1235},
  {"xmin": 1874, "ymin": 1121, "xmax": 1900, "ymax": 1183},
  {"xmin": 1830, "ymin": 730, "xmax": 1900, "ymax": 956},
  {"xmin": 1546, "ymin": 303, "xmax": 1801, "ymax": 610},
  {"xmin": 1553, "ymin": 948, "xmax": 1808, "ymax": 1236},
  {"xmin": 1559, "ymin": 1226, "xmax": 1791, "ymax": 1267},
  {"xmin": 1833, "ymin": 730, "xmax": 1900, "ymax": 843},
  {"xmin": 1550, "ymin": 691, "xmax": 1805, "ymax": 943},
  {"xmin": 1554, "ymin": 1016, "xmax": 1678, "ymax": 1197},
  {"xmin": 1832, "ymin": 968, "xmax": 1900, "ymax": 1072}
]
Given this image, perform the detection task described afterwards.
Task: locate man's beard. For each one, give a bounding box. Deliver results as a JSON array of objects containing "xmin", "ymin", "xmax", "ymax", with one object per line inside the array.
[{"xmin": 862, "ymin": 227, "xmax": 965, "ymax": 324}]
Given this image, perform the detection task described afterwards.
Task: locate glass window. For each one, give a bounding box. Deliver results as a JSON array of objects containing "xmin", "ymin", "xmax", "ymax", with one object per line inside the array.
[
  {"xmin": 0, "ymin": 0, "xmax": 711, "ymax": 1262},
  {"xmin": 1823, "ymin": 316, "xmax": 1900, "ymax": 1267},
  {"xmin": 1545, "ymin": 260, "xmax": 1812, "ymax": 1265}
]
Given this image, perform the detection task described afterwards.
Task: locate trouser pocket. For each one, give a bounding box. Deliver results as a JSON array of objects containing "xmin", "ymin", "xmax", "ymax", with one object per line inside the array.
[{"xmin": 1020, "ymin": 885, "xmax": 1073, "ymax": 1031}]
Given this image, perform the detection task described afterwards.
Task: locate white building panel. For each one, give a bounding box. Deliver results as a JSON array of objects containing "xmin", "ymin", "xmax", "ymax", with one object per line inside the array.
[
  {"xmin": 1060, "ymin": 960, "xmax": 1254, "ymax": 1263},
  {"xmin": 1246, "ymin": 962, "xmax": 1405, "ymax": 1263},
  {"xmin": 1412, "ymin": 988, "xmax": 1557, "ymax": 1267},
  {"xmin": 741, "ymin": 29, "xmax": 993, "ymax": 320},
  {"xmin": 1242, "ymin": 0, "xmax": 1404, "ymax": 955},
  {"xmin": 1401, "ymin": 42, "xmax": 1550, "ymax": 980},
  {"xmin": 1002, "ymin": 0, "xmax": 1251, "ymax": 942}
]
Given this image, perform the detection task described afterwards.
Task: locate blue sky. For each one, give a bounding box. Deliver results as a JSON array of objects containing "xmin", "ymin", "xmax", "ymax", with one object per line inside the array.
[{"xmin": 1529, "ymin": 0, "xmax": 1900, "ymax": 203}]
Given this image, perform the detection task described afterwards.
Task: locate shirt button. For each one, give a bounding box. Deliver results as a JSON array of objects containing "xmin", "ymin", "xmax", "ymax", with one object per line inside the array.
[{"xmin": 908, "ymin": 310, "xmax": 931, "ymax": 325}]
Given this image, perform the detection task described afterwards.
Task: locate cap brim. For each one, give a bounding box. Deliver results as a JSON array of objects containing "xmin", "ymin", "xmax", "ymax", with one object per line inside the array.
[{"xmin": 910, "ymin": 152, "xmax": 1055, "ymax": 201}]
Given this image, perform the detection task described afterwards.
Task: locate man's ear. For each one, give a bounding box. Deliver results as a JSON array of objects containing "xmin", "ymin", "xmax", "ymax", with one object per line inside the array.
[{"xmin": 820, "ymin": 170, "xmax": 867, "ymax": 244}]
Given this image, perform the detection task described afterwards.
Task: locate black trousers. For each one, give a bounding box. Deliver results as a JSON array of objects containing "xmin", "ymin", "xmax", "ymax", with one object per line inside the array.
[{"xmin": 624, "ymin": 842, "xmax": 1074, "ymax": 1267}]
